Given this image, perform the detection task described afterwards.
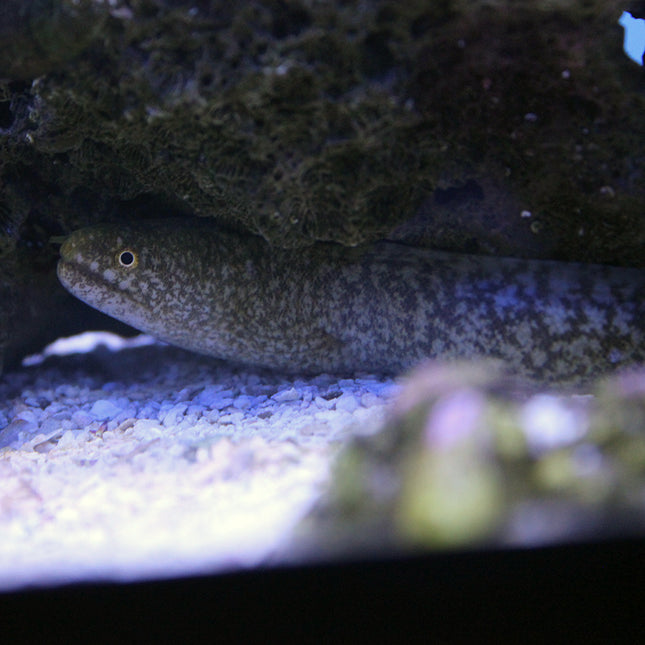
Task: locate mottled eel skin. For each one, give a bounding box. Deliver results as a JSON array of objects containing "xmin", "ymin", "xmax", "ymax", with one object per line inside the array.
[{"xmin": 57, "ymin": 220, "xmax": 645, "ymax": 385}]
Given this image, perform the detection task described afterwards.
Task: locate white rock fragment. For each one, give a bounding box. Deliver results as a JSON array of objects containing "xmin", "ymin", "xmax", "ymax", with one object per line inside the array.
[
  {"xmin": 90, "ymin": 399, "xmax": 124, "ymax": 419},
  {"xmin": 205, "ymin": 409, "xmax": 220, "ymax": 423},
  {"xmin": 130, "ymin": 419, "xmax": 164, "ymax": 439},
  {"xmin": 174, "ymin": 386, "xmax": 196, "ymax": 402},
  {"xmin": 218, "ymin": 411, "xmax": 245, "ymax": 425},
  {"xmin": 24, "ymin": 396, "xmax": 41, "ymax": 407},
  {"xmin": 16, "ymin": 409, "xmax": 40, "ymax": 424},
  {"xmin": 160, "ymin": 403, "xmax": 188, "ymax": 426},
  {"xmin": 0, "ymin": 419, "xmax": 36, "ymax": 448},
  {"xmin": 44, "ymin": 402, "xmax": 64, "ymax": 416},
  {"xmin": 55, "ymin": 384, "xmax": 79, "ymax": 397},
  {"xmin": 138, "ymin": 402, "xmax": 160, "ymax": 418},
  {"xmin": 335, "ymin": 393, "xmax": 360, "ymax": 413},
  {"xmin": 39, "ymin": 416, "xmax": 68, "ymax": 436},
  {"xmin": 71, "ymin": 410, "xmax": 94, "ymax": 428},
  {"xmin": 187, "ymin": 404, "xmax": 204, "ymax": 417},
  {"xmin": 233, "ymin": 395, "xmax": 255, "ymax": 410},
  {"xmin": 194, "ymin": 386, "xmax": 235, "ymax": 409},
  {"xmin": 57, "ymin": 430, "xmax": 79, "ymax": 449},
  {"xmin": 192, "ymin": 385, "xmax": 218, "ymax": 405},
  {"xmin": 360, "ymin": 392, "xmax": 380, "ymax": 407},
  {"xmin": 314, "ymin": 396, "xmax": 335, "ymax": 409},
  {"xmin": 272, "ymin": 387, "xmax": 300, "ymax": 403}
]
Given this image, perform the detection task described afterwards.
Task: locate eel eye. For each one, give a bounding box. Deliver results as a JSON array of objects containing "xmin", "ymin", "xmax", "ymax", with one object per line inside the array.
[{"xmin": 118, "ymin": 249, "xmax": 138, "ymax": 268}]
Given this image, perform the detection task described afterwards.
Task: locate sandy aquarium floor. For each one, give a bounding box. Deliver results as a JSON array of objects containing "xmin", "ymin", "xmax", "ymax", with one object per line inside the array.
[{"xmin": 0, "ymin": 334, "xmax": 398, "ymax": 591}]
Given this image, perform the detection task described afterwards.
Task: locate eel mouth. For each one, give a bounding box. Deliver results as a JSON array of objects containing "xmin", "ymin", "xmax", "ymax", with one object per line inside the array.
[
  {"xmin": 57, "ymin": 234, "xmax": 109, "ymax": 291},
  {"xmin": 57, "ymin": 246, "xmax": 147, "ymax": 316},
  {"xmin": 56, "ymin": 243, "xmax": 110, "ymax": 298},
  {"xmin": 56, "ymin": 257, "xmax": 99, "ymax": 297},
  {"xmin": 58, "ymin": 235, "xmax": 79, "ymax": 263}
]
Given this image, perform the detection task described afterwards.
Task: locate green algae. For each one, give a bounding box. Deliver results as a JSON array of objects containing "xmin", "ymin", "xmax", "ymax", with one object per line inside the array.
[{"xmin": 301, "ymin": 363, "xmax": 645, "ymax": 551}]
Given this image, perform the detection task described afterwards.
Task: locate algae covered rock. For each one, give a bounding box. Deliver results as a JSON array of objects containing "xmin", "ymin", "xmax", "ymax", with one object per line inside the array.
[
  {"xmin": 0, "ymin": 0, "xmax": 108, "ymax": 80},
  {"xmin": 295, "ymin": 362, "xmax": 645, "ymax": 555}
]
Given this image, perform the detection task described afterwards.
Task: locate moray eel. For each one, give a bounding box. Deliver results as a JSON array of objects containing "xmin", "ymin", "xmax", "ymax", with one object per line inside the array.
[{"xmin": 56, "ymin": 220, "xmax": 645, "ymax": 385}]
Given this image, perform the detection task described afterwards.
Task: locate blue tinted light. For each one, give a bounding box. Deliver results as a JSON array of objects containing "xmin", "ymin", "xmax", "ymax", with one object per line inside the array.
[{"xmin": 619, "ymin": 11, "xmax": 645, "ymax": 65}]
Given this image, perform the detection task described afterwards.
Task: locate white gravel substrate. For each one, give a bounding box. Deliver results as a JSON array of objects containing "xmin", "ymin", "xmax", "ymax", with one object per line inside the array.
[{"xmin": 0, "ymin": 336, "xmax": 398, "ymax": 591}]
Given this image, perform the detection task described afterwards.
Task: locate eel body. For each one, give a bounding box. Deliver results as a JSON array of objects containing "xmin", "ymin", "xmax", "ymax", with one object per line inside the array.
[{"xmin": 57, "ymin": 221, "xmax": 645, "ymax": 385}]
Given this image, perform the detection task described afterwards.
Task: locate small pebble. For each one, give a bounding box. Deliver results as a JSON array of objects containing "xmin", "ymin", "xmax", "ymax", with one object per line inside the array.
[
  {"xmin": 160, "ymin": 403, "xmax": 187, "ymax": 426},
  {"xmin": 218, "ymin": 412, "xmax": 245, "ymax": 425},
  {"xmin": 131, "ymin": 419, "xmax": 163, "ymax": 438},
  {"xmin": 39, "ymin": 417, "xmax": 66, "ymax": 436},
  {"xmin": 335, "ymin": 393, "xmax": 360, "ymax": 413},
  {"xmin": 233, "ymin": 395, "xmax": 254, "ymax": 410},
  {"xmin": 0, "ymin": 419, "xmax": 36, "ymax": 448},
  {"xmin": 273, "ymin": 387, "xmax": 300, "ymax": 403},
  {"xmin": 57, "ymin": 430, "xmax": 78, "ymax": 449},
  {"xmin": 314, "ymin": 396, "xmax": 335, "ymax": 409},
  {"xmin": 90, "ymin": 399, "xmax": 124, "ymax": 419},
  {"xmin": 194, "ymin": 386, "xmax": 235, "ymax": 409},
  {"xmin": 360, "ymin": 392, "xmax": 381, "ymax": 407},
  {"xmin": 138, "ymin": 402, "xmax": 160, "ymax": 418},
  {"xmin": 16, "ymin": 409, "xmax": 39, "ymax": 424}
]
